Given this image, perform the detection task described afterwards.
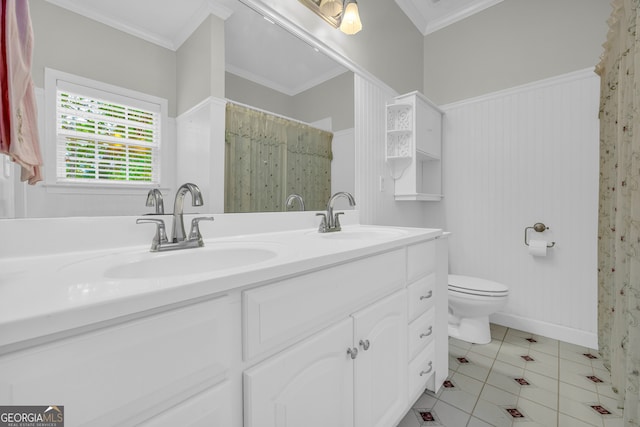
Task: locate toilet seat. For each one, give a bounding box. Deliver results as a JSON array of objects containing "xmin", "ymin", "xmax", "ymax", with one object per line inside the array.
[{"xmin": 448, "ymin": 274, "xmax": 509, "ymax": 298}]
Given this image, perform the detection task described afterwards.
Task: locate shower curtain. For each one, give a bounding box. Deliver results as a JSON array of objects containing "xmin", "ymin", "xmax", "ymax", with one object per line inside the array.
[
  {"xmin": 596, "ymin": 0, "xmax": 640, "ymax": 425},
  {"xmin": 224, "ymin": 103, "xmax": 333, "ymax": 213}
]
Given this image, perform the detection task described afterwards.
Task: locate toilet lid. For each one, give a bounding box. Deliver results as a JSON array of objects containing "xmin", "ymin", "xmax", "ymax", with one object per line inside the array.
[{"xmin": 448, "ymin": 274, "xmax": 509, "ymax": 297}]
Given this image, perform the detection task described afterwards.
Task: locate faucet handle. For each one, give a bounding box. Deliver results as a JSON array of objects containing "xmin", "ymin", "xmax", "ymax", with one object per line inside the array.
[
  {"xmin": 316, "ymin": 213, "xmax": 328, "ymax": 232},
  {"xmin": 136, "ymin": 218, "xmax": 168, "ymax": 251},
  {"xmin": 334, "ymin": 212, "xmax": 344, "ymax": 231},
  {"xmin": 188, "ymin": 216, "xmax": 214, "ymax": 243}
]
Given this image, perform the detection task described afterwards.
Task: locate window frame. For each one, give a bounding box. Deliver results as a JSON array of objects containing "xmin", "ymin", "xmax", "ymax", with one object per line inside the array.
[{"xmin": 44, "ymin": 68, "xmax": 169, "ymax": 194}]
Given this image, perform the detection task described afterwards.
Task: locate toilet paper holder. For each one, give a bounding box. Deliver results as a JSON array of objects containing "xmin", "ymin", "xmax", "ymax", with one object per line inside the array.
[{"xmin": 524, "ymin": 223, "xmax": 556, "ymax": 248}]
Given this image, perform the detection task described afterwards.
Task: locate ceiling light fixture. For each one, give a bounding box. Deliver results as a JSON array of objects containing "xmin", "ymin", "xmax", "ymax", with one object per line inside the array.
[
  {"xmin": 299, "ymin": 0, "xmax": 363, "ymax": 35},
  {"xmin": 339, "ymin": 0, "xmax": 362, "ymax": 35},
  {"xmin": 319, "ymin": 0, "xmax": 343, "ymax": 17}
]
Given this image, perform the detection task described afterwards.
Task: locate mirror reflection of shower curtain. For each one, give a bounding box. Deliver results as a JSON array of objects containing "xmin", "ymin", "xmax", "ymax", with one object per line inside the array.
[{"xmin": 225, "ymin": 103, "xmax": 332, "ymax": 213}]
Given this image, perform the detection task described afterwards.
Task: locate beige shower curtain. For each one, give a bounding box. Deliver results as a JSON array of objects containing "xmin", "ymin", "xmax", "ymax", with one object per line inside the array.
[
  {"xmin": 596, "ymin": 0, "xmax": 640, "ymax": 425},
  {"xmin": 225, "ymin": 103, "xmax": 332, "ymax": 213}
]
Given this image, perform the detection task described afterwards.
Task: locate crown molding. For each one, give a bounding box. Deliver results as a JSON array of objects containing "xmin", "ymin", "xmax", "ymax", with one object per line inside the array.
[
  {"xmin": 424, "ymin": 0, "xmax": 504, "ymax": 35},
  {"xmin": 45, "ymin": 0, "xmax": 233, "ymax": 51},
  {"xmin": 394, "ymin": 0, "xmax": 504, "ymax": 36}
]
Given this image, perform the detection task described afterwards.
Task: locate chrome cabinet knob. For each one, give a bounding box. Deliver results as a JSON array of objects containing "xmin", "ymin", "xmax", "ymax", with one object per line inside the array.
[
  {"xmin": 420, "ymin": 326, "xmax": 433, "ymax": 339},
  {"xmin": 359, "ymin": 339, "xmax": 370, "ymax": 351},
  {"xmin": 347, "ymin": 347, "xmax": 358, "ymax": 359}
]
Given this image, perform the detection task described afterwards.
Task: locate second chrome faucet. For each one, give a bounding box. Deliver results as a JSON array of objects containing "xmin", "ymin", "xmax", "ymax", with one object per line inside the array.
[
  {"xmin": 317, "ymin": 191, "xmax": 356, "ymax": 233},
  {"xmin": 138, "ymin": 183, "xmax": 213, "ymax": 251}
]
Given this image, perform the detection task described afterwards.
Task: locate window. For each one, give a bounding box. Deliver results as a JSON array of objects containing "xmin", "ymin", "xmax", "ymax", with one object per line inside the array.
[{"xmin": 45, "ymin": 69, "xmax": 167, "ymax": 189}]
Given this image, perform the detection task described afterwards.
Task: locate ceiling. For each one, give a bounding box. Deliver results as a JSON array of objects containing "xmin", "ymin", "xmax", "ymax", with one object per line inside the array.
[
  {"xmin": 395, "ymin": 0, "xmax": 504, "ymax": 35},
  {"xmin": 44, "ymin": 0, "xmax": 502, "ymax": 95}
]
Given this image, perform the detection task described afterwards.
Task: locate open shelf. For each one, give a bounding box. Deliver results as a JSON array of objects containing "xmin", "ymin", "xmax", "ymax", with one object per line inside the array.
[{"xmin": 385, "ymin": 92, "xmax": 444, "ymax": 201}]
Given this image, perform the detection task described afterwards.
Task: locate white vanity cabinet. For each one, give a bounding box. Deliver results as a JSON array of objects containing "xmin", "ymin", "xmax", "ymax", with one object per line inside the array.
[
  {"xmin": 243, "ymin": 290, "xmax": 407, "ymax": 427},
  {"xmin": 406, "ymin": 237, "xmax": 449, "ymax": 402},
  {"xmin": 243, "ymin": 235, "xmax": 447, "ymax": 427},
  {"xmin": 0, "ymin": 222, "xmax": 447, "ymax": 427},
  {"xmin": 0, "ymin": 295, "xmax": 241, "ymax": 427}
]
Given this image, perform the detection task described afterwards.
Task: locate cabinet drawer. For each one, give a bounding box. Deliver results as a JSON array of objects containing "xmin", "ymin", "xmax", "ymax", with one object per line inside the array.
[
  {"xmin": 407, "ymin": 240, "xmax": 436, "ymax": 283},
  {"xmin": 138, "ymin": 381, "xmax": 233, "ymax": 427},
  {"xmin": 407, "ymin": 273, "xmax": 436, "ymax": 321},
  {"xmin": 243, "ymin": 249, "xmax": 405, "ymax": 361},
  {"xmin": 408, "ymin": 342, "xmax": 435, "ymax": 403},
  {"xmin": 0, "ymin": 297, "xmax": 233, "ymax": 427},
  {"xmin": 408, "ymin": 308, "xmax": 435, "ymax": 361}
]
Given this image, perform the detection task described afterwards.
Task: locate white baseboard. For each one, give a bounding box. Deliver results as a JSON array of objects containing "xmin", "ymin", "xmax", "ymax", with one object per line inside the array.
[{"xmin": 490, "ymin": 312, "xmax": 598, "ymax": 349}]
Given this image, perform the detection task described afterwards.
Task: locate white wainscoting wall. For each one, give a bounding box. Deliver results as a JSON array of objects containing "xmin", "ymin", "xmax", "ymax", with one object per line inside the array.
[
  {"xmin": 440, "ymin": 69, "xmax": 600, "ymax": 347},
  {"xmin": 176, "ymin": 96, "xmax": 226, "ymax": 214}
]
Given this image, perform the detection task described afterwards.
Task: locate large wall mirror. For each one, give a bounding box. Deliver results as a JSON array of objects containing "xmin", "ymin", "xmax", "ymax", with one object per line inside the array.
[
  {"xmin": 1, "ymin": 0, "xmax": 355, "ymax": 218},
  {"xmin": 224, "ymin": 0, "xmax": 355, "ymax": 213}
]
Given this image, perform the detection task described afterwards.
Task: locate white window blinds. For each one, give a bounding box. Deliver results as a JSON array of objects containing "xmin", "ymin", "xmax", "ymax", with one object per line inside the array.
[{"xmin": 55, "ymin": 84, "xmax": 161, "ymax": 185}]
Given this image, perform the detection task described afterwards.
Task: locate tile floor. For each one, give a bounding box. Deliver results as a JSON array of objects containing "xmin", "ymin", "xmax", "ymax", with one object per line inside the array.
[{"xmin": 398, "ymin": 324, "xmax": 623, "ymax": 427}]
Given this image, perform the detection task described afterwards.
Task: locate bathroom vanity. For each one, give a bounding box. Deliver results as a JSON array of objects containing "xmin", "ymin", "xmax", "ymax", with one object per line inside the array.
[{"xmin": 0, "ymin": 212, "xmax": 448, "ymax": 426}]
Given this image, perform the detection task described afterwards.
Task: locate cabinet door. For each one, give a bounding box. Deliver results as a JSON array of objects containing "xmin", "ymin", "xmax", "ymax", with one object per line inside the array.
[
  {"xmin": 244, "ymin": 318, "xmax": 354, "ymax": 427},
  {"xmin": 352, "ymin": 291, "xmax": 408, "ymax": 427}
]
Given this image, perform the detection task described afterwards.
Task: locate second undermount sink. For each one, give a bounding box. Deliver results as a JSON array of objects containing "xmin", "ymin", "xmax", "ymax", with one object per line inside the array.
[{"xmin": 61, "ymin": 242, "xmax": 280, "ymax": 280}]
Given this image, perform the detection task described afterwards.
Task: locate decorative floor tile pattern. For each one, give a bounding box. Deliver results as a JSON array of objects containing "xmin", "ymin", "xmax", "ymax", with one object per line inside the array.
[{"xmin": 397, "ymin": 324, "xmax": 624, "ymax": 427}]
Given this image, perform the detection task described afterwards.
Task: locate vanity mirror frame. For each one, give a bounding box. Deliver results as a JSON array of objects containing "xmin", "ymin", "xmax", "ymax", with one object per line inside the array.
[
  {"xmin": 297, "ymin": 0, "xmax": 341, "ymax": 28},
  {"xmin": 238, "ymin": 0, "xmax": 371, "ymax": 81}
]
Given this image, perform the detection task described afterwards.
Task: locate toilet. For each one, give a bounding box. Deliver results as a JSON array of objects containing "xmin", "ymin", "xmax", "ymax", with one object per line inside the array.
[{"xmin": 448, "ymin": 274, "xmax": 509, "ymax": 344}]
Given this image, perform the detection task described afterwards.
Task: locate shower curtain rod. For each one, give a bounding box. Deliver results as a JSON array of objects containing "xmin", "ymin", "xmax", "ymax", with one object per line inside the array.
[{"xmin": 224, "ymin": 99, "xmax": 332, "ymax": 133}]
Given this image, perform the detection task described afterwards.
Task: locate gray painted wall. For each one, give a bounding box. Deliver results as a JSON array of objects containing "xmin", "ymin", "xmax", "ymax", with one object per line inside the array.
[
  {"xmin": 423, "ymin": 0, "xmax": 611, "ymax": 105},
  {"xmin": 257, "ymin": 0, "xmax": 424, "ymax": 95},
  {"xmin": 226, "ymin": 71, "xmax": 355, "ymax": 132},
  {"xmin": 225, "ymin": 72, "xmax": 292, "ymax": 118},
  {"xmin": 176, "ymin": 15, "xmax": 226, "ymax": 115},
  {"xmin": 291, "ymin": 71, "xmax": 354, "ymax": 132},
  {"xmin": 30, "ymin": 0, "xmax": 177, "ymax": 116}
]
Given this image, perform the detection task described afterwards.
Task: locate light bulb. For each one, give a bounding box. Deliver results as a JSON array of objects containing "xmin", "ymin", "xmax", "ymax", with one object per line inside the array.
[{"xmin": 339, "ymin": 0, "xmax": 362, "ymax": 35}]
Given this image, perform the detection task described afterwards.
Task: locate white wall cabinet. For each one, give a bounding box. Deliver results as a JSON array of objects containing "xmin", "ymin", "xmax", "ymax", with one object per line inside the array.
[{"xmin": 386, "ymin": 91, "xmax": 444, "ymax": 201}]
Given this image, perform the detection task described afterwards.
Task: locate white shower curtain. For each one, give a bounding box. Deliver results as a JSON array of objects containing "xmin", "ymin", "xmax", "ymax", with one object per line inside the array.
[{"xmin": 596, "ymin": 0, "xmax": 640, "ymax": 425}]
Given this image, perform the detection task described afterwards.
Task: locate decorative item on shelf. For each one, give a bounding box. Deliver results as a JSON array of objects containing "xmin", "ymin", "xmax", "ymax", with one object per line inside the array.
[
  {"xmin": 385, "ymin": 103, "xmax": 413, "ymax": 179},
  {"xmin": 298, "ymin": 0, "xmax": 362, "ymax": 35}
]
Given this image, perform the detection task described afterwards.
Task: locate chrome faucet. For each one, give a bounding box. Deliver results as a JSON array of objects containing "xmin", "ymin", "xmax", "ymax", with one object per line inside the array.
[
  {"xmin": 317, "ymin": 191, "xmax": 356, "ymax": 233},
  {"xmin": 137, "ymin": 183, "xmax": 213, "ymax": 252},
  {"xmin": 285, "ymin": 193, "xmax": 305, "ymax": 211},
  {"xmin": 145, "ymin": 188, "xmax": 164, "ymax": 214},
  {"xmin": 172, "ymin": 183, "xmax": 204, "ymax": 242}
]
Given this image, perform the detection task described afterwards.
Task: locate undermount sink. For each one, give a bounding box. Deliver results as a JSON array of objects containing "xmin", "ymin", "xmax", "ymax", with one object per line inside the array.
[{"xmin": 61, "ymin": 242, "xmax": 280, "ymax": 280}]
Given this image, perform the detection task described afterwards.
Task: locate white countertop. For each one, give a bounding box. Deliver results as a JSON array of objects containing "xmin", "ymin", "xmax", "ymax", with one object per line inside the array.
[{"xmin": 0, "ymin": 212, "xmax": 442, "ymax": 350}]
